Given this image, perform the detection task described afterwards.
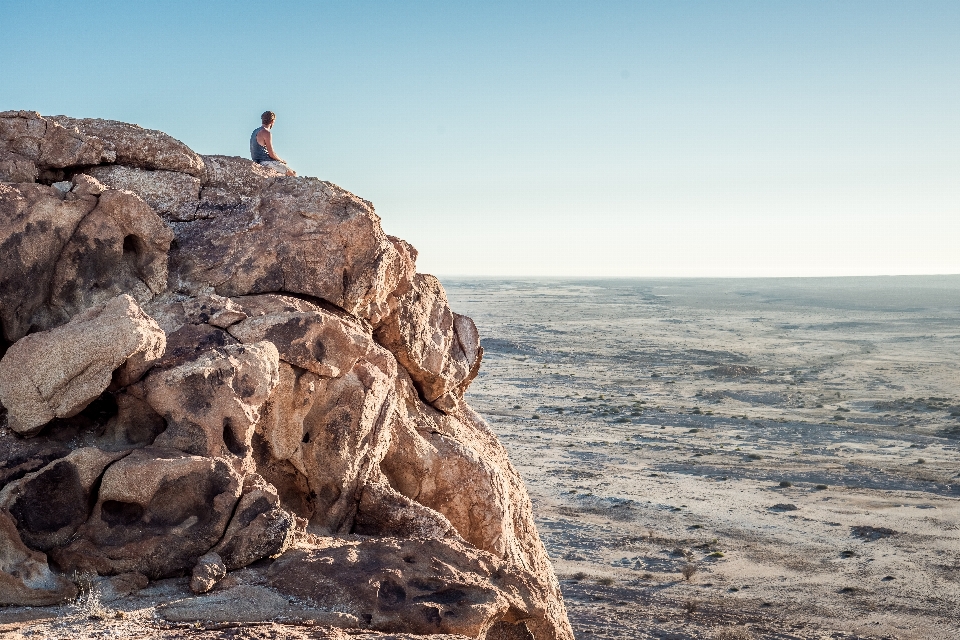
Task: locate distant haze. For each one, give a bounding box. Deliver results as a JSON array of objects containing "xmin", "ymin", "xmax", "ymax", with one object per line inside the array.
[{"xmin": 4, "ymin": 1, "xmax": 958, "ymax": 277}]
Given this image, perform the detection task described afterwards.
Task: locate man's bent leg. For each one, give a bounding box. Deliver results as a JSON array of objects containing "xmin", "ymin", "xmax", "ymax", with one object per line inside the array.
[{"xmin": 259, "ymin": 160, "xmax": 294, "ymax": 175}]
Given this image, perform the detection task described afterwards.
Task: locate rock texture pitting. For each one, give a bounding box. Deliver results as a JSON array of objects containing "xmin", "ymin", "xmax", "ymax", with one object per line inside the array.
[{"xmin": 0, "ymin": 111, "xmax": 572, "ymax": 640}]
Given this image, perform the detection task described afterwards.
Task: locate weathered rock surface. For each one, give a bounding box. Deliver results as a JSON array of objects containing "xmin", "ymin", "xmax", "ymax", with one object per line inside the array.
[
  {"xmin": 0, "ymin": 150, "xmax": 38, "ymax": 183},
  {"xmin": 268, "ymin": 538, "xmax": 548, "ymax": 639},
  {"xmin": 145, "ymin": 341, "xmax": 280, "ymax": 459},
  {"xmin": 213, "ymin": 473, "xmax": 296, "ymax": 570},
  {"xmin": 200, "ymin": 154, "xmax": 281, "ymax": 198},
  {"xmin": 189, "ymin": 551, "xmax": 226, "ymax": 594},
  {"xmin": 0, "ymin": 113, "xmax": 572, "ymax": 639},
  {"xmin": 0, "ymin": 447, "xmax": 125, "ymax": 551},
  {"xmin": 0, "ymin": 510, "xmax": 76, "ymax": 606},
  {"xmin": 227, "ymin": 294, "xmax": 372, "ymax": 378},
  {"xmin": 168, "ymin": 172, "xmax": 408, "ymax": 323},
  {"xmin": 375, "ymin": 274, "xmax": 482, "ymax": 410},
  {"xmin": 0, "ymin": 111, "xmax": 115, "ymax": 180},
  {"xmin": 0, "ymin": 175, "xmax": 173, "ymax": 342},
  {"xmin": 50, "ymin": 116, "xmax": 205, "ymax": 177},
  {"xmin": 0, "ymin": 294, "xmax": 165, "ymax": 435},
  {"xmin": 52, "ymin": 448, "xmax": 242, "ymax": 578},
  {"xmin": 84, "ymin": 164, "xmax": 200, "ymax": 221}
]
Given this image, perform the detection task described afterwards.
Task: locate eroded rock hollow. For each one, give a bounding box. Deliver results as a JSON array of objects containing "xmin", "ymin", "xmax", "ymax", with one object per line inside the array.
[{"xmin": 0, "ymin": 111, "xmax": 572, "ymax": 640}]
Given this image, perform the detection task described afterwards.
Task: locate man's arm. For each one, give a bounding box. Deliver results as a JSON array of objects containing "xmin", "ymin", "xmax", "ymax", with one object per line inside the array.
[{"xmin": 259, "ymin": 129, "xmax": 286, "ymax": 163}]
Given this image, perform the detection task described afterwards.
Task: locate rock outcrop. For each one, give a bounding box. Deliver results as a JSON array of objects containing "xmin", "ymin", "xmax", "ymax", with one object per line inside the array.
[{"xmin": 0, "ymin": 111, "xmax": 571, "ymax": 640}]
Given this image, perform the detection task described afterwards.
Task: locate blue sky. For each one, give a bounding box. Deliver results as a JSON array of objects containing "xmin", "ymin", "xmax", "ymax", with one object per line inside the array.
[{"xmin": 4, "ymin": 1, "xmax": 959, "ymax": 277}]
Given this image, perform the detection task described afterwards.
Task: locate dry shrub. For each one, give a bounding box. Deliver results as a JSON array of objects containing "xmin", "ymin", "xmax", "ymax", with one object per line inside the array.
[
  {"xmin": 71, "ymin": 571, "xmax": 110, "ymax": 620},
  {"xmin": 714, "ymin": 628, "xmax": 755, "ymax": 640},
  {"xmin": 681, "ymin": 563, "xmax": 697, "ymax": 581}
]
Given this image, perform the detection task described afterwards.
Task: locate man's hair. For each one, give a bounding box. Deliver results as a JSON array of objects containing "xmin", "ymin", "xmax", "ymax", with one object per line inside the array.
[{"xmin": 261, "ymin": 111, "xmax": 276, "ymax": 125}]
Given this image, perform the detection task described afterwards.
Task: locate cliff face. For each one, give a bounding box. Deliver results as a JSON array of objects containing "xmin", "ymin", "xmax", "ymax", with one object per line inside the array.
[{"xmin": 0, "ymin": 111, "xmax": 572, "ymax": 640}]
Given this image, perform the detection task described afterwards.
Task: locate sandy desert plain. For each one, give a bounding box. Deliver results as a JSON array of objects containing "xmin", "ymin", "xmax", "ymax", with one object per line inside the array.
[{"xmin": 445, "ymin": 276, "xmax": 960, "ymax": 640}]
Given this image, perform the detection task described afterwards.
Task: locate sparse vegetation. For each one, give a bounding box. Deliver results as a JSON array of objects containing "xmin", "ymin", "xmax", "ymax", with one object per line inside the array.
[
  {"xmin": 708, "ymin": 551, "xmax": 725, "ymax": 558},
  {"xmin": 596, "ymin": 577, "xmax": 614, "ymax": 586},
  {"xmin": 571, "ymin": 571, "xmax": 588, "ymax": 581},
  {"xmin": 683, "ymin": 598, "xmax": 699, "ymax": 613},
  {"xmin": 851, "ymin": 525, "xmax": 896, "ymax": 540},
  {"xmin": 779, "ymin": 480, "xmax": 792, "ymax": 487},
  {"xmin": 771, "ymin": 503, "xmax": 798, "ymax": 511},
  {"xmin": 681, "ymin": 563, "xmax": 697, "ymax": 581},
  {"xmin": 70, "ymin": 571, "xmax": 110, "ymax": 620},
  {"xmin": 815, "ymin": 484, "xmax": 829, "ymax": 490}
]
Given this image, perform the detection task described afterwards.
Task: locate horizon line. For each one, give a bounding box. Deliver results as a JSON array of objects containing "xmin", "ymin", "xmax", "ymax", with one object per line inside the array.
[{"xmin": 433, "ymin": 273, "xmax": 960, "ymax": 280}]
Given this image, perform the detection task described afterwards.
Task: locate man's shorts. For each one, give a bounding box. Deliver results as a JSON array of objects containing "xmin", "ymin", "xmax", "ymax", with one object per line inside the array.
[{"xmin": 259, "ymin": 160, "xmax": 293, "ymax": 175}]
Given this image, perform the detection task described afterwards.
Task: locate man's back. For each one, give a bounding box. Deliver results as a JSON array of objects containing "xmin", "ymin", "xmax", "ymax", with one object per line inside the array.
[{"xmin": 250, "ymin": 127, "xmax": 270, "ymax": 163}]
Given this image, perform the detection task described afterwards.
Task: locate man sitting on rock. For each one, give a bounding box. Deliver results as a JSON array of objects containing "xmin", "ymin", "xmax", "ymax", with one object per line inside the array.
[{"xmin": 251, "ymin": 111, "xmax": 296, "ymax": 176}]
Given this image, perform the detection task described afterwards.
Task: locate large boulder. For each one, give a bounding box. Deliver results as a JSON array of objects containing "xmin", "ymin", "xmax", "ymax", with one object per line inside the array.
[
  {"xmin": 0, "ymin": 180, "xmax": 99, "ymax": 341},
  {"xmin": 51, "ymin": 448, "xmax": 243, "ymax": 578},
  {"xmin": 49, "ymin": 116, "xmax": 205, "ymax": 177},
  {"xmin": 167, "ymin": 166, "xmax": 408, "ymax": 323},
  {"xmin": 212, "ymin": 473, "xmax": 297, "ymax": 571},
  {"xmin": 200, "ymin": 154, "xmax": 281, "ymax": 198},
  {"xmin": 268, "ymin": 538, "xmax": 552, "ymax": 639},
  {"xmin": 46, "ymin": 177, "xmax": 174, "ymax": 326},
  {"xmin": 381, "ymin": 373, "xmax": 571, "ymax": 640},
  {"xmin": 0, "ymin": 111, "xmax": 115, "ymax": 178},
  {"xmin": 145, "ymin": 341, "xmax": 280, "ymax": 460},
  {"xmin": 255, "ymin": 347, "xmax": 397, "ymax": 534},
  {"xmin": 353, "ymin": 475, "xmax": 458, "ymax": 541},
  {"xmin": 0, "ymin": 448, "xmax": 122, "ymax": 606},
  {"xmin": 0, "ymin": 447, "xmax": 124, "ymax": 551},
  {"xmin": 374, "ymin": 274, "xmax": 482, "ymax": 411},
  {"xmin": 0, "ymin": 294, "xmax": 165, "ymax": 436},
  {"xmin": 0, "ymin": 176, "xmax": 173, "ymax": 342}
]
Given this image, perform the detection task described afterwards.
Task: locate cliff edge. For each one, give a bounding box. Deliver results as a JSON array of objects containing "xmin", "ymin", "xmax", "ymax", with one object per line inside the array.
[{"xmin": 0, "ymin": 111, "xmax": 573, "ymax": 640}]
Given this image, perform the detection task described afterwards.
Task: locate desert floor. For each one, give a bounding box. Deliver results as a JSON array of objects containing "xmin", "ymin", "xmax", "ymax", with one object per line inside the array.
[{"xmin": 446, "ymin": 276, "xmax": 960, "ymax": 640}]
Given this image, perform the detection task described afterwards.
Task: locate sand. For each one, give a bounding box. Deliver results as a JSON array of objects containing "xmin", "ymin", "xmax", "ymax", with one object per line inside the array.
[{"xmin": 445, "ymin": 277, "xmax": 960, "ymax": 640}]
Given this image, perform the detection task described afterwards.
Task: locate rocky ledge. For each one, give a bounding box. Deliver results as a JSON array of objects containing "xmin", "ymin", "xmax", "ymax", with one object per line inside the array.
[{"xmin": 0, "ymin": 111, "xmax": 572, "ymax": 640}]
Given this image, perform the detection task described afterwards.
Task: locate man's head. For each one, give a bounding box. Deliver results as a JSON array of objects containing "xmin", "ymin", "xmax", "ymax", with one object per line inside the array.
[{"xmin": 261, "ymin": 111, "xmax": 276, "ymax": 126}]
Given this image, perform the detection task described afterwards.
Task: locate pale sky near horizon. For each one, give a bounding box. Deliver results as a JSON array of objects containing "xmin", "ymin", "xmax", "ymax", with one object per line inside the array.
[{"xmin": 4, "ymin": 1, "xmax": 959, "ymax": 277}]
